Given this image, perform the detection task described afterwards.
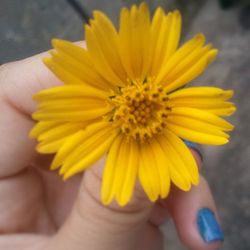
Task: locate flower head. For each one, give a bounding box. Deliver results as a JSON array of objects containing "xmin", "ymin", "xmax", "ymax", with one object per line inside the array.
[{"xmin": 30, "ymin": 3, "xmax": 236, "ymax": 206}]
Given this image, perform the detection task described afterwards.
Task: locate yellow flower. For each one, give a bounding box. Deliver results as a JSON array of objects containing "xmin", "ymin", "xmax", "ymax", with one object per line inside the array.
[{"xmin": 30, "ymin": 3, "xmax": 236, "ymax": 206}]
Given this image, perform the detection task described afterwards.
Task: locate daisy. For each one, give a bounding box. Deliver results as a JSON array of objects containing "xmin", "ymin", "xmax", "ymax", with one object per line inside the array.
[{"xmin": 30, "ymin": 3, "xmax": 235, "ymax": 206}]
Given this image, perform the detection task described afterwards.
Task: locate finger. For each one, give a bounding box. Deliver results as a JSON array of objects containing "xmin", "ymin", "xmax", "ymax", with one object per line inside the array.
[
  {"xmin": 149, "ymin": 200, "xmax": 170, "ymax": 226},
  {"xmin": 0, "ymin": 40, "xmax": 85, "ymax": 115},
  {"xmin": 148, "ymin": 144, "xmax": 202, "ymax": 227},
  {"xmin": 166, "ymin": 175, "xmax": 224, "ymax": 250},
  {"xmin": 136, "ymin": 223, "xmax": 164, "ymax": 250},
  {"xmin": 147, "ymin": 144, "xmax": 223, "ymax": 250},
  {"xmin": 0, "ymin": 53, "xmax": 61, "ymax": 114},
  {"xmin": 0, "ymin": 234, "xmax": 49, "ymax": 250},
  {"xmin": 47, "ymin": 159, "xmax": 154, "ymax": 250},
  {"xmin": 0, "ymin": 168, "xmax": 55, "ymax": 233},
  {"xmin": 0, "ymin": 54, "xmax": 61, "ymax": 177}
]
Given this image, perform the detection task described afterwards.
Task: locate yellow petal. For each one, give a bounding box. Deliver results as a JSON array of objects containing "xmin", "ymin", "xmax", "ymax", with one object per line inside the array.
[
  {"xmin": 51, "ymin": 121, "xmax": 112, "ymax": 170},
  {"xmin": 43, "ymin": 57, "xmax": 87, "ymax": 86},
  {"xmin": 30, "ymin": 121, "xmax": 82, "ymax": 154},
  {"xmin": 168, "ymin": 87, "xmax": 236, "ymax": 116},
  {"xmin": 50, "ymin": 50, "xmax": 91, "ymax": 83},
  {"xmin": 169, "ymin": 87, "xmax": 234, "ymax": 100},
  {"xmin": 32, "ymin": 85, "xmax": 112, "ymax": 122},
  {"xmin": 102, "ymin": 136, "xmax": 139, "ymax": 206},
  {"xmin": 134, "ymin": 3, "xmax": 151, "ymax": 79},
  {"xmin": 37, "ymin": 122, "xmax": 85, "ymax": 142},
  {"xmin": 91, "ymin": 11, "xmax": 127, "ymax": 80},
  {"xmin": 130, "ymin": 5, "xmax": 141, "ymax": 77},
  {"xmin": 138, "ymin": 3, "xmax": 152, "ymax": 79},
  {"xmin": 33, "ymin": 85, "xmax": 110, "ymax": 101},
  {"xmin": 150, "ymin": 10, "xmax": 181, "ymax": 77},
  {"xmin": 59, "ymin": 125, "xmax": 115, "ymax": 174},
  {"xmin": 118, "ymin": 3, "xmax": 151, "ymax": 80},
  {"xmin": 205, "ymin": 106, "xmax": 236, "ymax": 116},
  {"xmin": 166, "ymin": 123, "xmax": 229, "ymax": 145},
  {"xmin": 138, "ymin": 141, "xmax": 161, "ymax": 202},
  {"xmin": 149, "ymin": 7, "xmax": 165, "ymax": 76},
  {"xmin": 169, "ymin": 107, "xmax": 234, "ymax": 131},
  {"xmin": 164, "ymin": 129, "xmax": 199, "ymax": 185},
  {"xmin": 169, "ymin": 99, "xmax": 235, "ymax": 110},
  {"xmin": 52, "ymin": 39, "xmax": 113, "ymax": 90},
  {"xmin": 30, "ymin": 121, "xmax": 62, "ymax": 139},
  {"xmin": 36, "ymin": 138, "xmax": 68, "ymax": 154},
  {"xmin": 52, "ymin": 39, "xmax": 92, "ymax": 67},
  {"xmin": 154, "ymin": 33, "xmax": 205, "ymax": 84},
  {"xmin": 63, "ymin": 128, "xmax": 118, "ymax": 180},
  {"xmin": 149, "ymin": 137, "xmax": 171, "ymax": 198},
  {"xmin": 165, "ymin": 44, "xmax": 213, "ymax": 82},
  {"xmin": 48, "ymin": 49, "xmax": 113, "ymax": 90},
  {"xmin": 150, "ymin": 13, "xmax": 170, "ymax": 76},
  {"xmin": 164, "ymin": 10, "xmax": 182, "ymax": 64},
  {"xmin": 166, "ymin": 115, "xmax": 230, "ymax": 138},
  {"xmin": 155, "ymin": 133, "xmax": 192, "ymax": 190},
  {"xmin": 118, "ymin": 7, "xmax": 134, "ymax": 79},
  {"xmin": 32, "ymin": 105, "xmax": 112, "ymax": 122},
  {"xmin": 101, "ymin": 135, "xmax": 123, "ymax": 205},
  {"xmin": 86, "ymin": 25, "xmax": 124, "ymax": 87},
  {"xmin": 114, "ymin": 138, "xmax": 138, "ymax": 205},
  {"xmin": 38, "ymin": 98, "xmax": 106, "ymax": 110},
  {"xmin": 164, "ymin": 49, "xmax": 218, "ymax": 92},
  {"xmin": 118, "ymin": 139, "xmax": 139, "ymax": 205}
]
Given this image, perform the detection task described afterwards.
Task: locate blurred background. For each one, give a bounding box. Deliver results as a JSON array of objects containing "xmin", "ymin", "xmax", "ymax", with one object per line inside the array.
[{"xmin": 0, "ymin": 0, "xmax": 249, "ymax": 249}]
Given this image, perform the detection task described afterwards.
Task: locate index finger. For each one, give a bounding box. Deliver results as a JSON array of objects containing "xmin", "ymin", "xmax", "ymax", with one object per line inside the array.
[{"xmin": 0, "ymin": 52, "xmax": 61, "ymax": 177}]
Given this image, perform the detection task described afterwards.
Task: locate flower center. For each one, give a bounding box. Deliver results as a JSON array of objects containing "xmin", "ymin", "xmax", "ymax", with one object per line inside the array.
[{"xmin": 111, "ymin": 81, "xmax": 170, "ymax": 141}]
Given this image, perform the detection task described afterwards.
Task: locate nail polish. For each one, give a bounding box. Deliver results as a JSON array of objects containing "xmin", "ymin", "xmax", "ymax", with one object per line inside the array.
[
  {"xmin": 183, "ymin": 140, "xmax": 203, "ymax": 161},
  {"xmin": 197, "ymin": 208, "xmax": 224, "ymax": 243}
]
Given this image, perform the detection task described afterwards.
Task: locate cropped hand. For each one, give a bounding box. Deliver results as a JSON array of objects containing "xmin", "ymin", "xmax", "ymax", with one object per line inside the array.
[{"xmin": 0, "ymin": 51, "xmax": 223, "ymax": 250}]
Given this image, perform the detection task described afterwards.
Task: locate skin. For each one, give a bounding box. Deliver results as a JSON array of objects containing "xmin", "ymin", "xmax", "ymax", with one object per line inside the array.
[{"xmin": 0, "ymin": 50, "xmax": 223, "ymax": 250}]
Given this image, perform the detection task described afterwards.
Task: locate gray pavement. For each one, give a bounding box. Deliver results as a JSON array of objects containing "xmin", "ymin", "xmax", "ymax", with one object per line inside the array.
[{"xmin": 0, "ymin": 0, "xmax": 249, "ymax": 249}]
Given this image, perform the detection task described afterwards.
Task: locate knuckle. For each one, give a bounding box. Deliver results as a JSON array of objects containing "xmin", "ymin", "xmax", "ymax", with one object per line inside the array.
[
  {"xmin": 74, "ymin": 164, "xmax": 152, "ymax": 229},
  {"xmin": 0, "ymin": 61, "xmax": 18, "ymax": 97},
  {"xmin": 0, "ymin": 61, "xmax": 16, "ymax": 80}
]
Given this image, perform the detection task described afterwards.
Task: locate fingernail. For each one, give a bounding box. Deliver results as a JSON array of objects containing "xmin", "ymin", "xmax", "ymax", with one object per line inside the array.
[
  {"xmin": 197, "ymin": 208, "xmax": 224, "ymax": 243},
  {"xmin": 183, "ymin": 140, "xmax": 203, "ymax": 162}
]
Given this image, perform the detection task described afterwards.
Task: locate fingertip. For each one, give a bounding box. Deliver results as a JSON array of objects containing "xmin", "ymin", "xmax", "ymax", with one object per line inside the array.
[
  {"xmin": 197, "ymin": 208, "xmax": 224, "ymax": 244},
  {"xmin": 165, "ymin": 177, "xmax": 224, "ymax": 250}
]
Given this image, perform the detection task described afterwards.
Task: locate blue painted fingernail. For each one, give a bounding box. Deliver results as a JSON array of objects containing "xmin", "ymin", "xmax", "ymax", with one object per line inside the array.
[
  {"xmin": 183, "ymin": 140, "xmax": 203, "ymax": 161},
  {"xmin": 197, "ymin": 208, "xmax": 224, "ymax": 243}
]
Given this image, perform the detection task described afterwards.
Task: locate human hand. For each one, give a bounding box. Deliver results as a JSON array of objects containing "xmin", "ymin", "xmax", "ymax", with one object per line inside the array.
[{"xmin": 0, "ymin": 51, "xmax": 223, "ymax": 250}]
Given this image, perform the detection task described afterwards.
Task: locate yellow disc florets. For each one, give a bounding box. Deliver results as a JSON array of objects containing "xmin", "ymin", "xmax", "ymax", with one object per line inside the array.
[{"xmin": 111, "ymin": 80, "xmax": 171, "ymax": 141}]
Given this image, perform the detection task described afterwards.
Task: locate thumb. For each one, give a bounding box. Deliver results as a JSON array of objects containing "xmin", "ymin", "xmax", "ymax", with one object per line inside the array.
[{"xmin": 47, "ymin": 159, "xmax": 153, "ymax": 250}]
